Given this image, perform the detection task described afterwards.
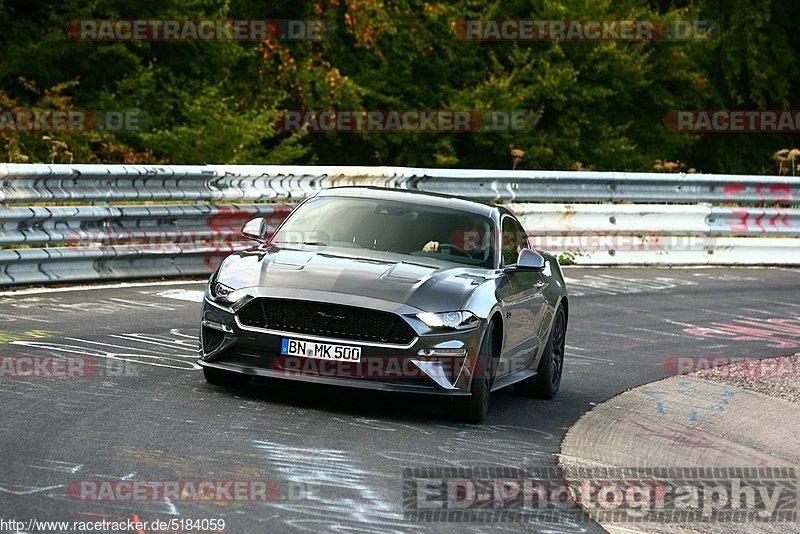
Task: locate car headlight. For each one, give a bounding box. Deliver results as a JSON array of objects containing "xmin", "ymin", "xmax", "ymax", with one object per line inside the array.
[
  {"xmin": 416, "ymin": 311, "xmax": 480, "ymax": 330},
  {"xmin": 208, "ymin": 281, "xmax": 235, "ymax": 304}
]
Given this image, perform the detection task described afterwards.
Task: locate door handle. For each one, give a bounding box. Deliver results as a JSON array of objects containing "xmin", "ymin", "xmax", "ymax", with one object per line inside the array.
[{"xmin": 535, "ymin": 280, "xmax": 545, "ymax": 288}]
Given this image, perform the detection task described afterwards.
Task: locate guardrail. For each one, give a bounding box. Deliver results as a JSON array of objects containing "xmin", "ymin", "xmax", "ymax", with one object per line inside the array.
[
  {"xmin": 0, "ymin": 204, "xmax": 290, "ymax": 246},
  {"xmin": 2, "ymin": 163, "xmax": 798, "ymax": 204},
  {"xmin": 1, "ymin": 164, "xmax": 798, "ymax": 286},
  {"xmin": 512, "ymin": 203, "xmax": 800, "ymax": 236}
]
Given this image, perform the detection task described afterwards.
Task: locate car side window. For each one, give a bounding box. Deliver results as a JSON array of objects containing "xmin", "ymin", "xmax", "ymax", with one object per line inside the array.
[{"xmin": 501, "ymin": 216, "xmax": 528, "ymax": 267}]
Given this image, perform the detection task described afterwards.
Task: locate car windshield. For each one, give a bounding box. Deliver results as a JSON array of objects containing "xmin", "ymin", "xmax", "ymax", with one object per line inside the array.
[{"xmin": 271, "ymin": 196, "xmax": 496, "ymax": 268}]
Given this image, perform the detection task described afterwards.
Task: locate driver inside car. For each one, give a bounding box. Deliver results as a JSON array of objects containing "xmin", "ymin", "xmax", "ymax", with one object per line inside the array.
[
  {"xmin": 421, "ymin": 218, "xmax": 489, "ymax": 258},
  {"xmin": 422, "ymin": 240, "xmax": 441, "ymax": 252}
]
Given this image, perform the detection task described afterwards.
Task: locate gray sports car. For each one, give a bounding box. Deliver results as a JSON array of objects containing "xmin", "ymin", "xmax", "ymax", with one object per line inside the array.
[{"xmin": 198, "ymin": 187, "xmax": 569, "ymax": 423}]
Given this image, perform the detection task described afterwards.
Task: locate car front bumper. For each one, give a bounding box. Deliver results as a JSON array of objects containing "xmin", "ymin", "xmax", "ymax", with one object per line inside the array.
[{"xmin": 198, "ymin": 297, "xmax": 486, "ymax": 395}]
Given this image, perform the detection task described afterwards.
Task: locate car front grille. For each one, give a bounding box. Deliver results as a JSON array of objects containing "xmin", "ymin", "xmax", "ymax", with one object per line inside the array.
[{"xmin": 237, "ymin": 298, "xmax": 417, "ymax": 345}]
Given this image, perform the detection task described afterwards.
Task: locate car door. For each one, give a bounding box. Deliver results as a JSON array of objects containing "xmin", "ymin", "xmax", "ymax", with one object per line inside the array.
[{"xmin": 495, "ymin": 215, "xmax": 547, "ymax": 377}]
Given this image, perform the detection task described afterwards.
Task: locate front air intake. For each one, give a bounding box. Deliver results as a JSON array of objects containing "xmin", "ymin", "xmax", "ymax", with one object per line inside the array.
[{"xmin": 237, "ymin": 298, "xmax": 416, "ymax": 345}]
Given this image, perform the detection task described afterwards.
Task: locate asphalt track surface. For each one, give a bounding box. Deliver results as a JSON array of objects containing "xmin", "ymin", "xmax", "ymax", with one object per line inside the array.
[{"xmin": 1, "ymin": 267, "xmax": 799, "ymax": 533}]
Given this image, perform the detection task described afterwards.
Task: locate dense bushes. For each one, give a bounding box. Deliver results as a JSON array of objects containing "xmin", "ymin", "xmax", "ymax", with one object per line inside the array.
[{"xmin": 0, "ymin": 0, "xmax": 797, "ymax": 173}]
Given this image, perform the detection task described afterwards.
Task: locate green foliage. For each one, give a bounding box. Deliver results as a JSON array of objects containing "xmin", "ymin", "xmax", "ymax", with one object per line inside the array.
[{"xmin": 0, "ymin": 0, "xmax": 797, "ymax": 172}]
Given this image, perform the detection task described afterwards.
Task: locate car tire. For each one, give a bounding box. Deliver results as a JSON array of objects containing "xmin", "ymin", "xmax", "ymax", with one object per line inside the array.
[
  {"xmin": 203, "ymin": 366, "xmax": 250, "ymax": 388},
  {"xmin": 454, "ymin": 321, "xmax": 495, "ymax": 424},
  {"xmin": 515, "ymin": 304, "xmax": 565, "ymax": 399}
]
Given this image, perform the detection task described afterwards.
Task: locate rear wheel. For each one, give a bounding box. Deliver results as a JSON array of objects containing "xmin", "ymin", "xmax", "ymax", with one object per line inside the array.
[
  {"xmin": 203, "ymin": 366, "xmax": 250, "ymax": 388},
  {"xmin": 453, "ymin": 321, "xmax": 495, "ymax": 424},
  {"xmin": 515, "ymin": 305, "xmax": 565, "ymax": 399}
]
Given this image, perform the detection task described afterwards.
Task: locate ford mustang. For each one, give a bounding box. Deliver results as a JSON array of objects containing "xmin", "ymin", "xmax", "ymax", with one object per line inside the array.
[{"xmin": 198, "ymin": 187, "xmax": 568, "ymax": 423}]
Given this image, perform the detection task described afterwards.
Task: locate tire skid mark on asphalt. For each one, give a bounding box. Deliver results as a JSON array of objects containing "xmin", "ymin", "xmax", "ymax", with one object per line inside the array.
[
  {"xmin": 9, "ymin": 328, "xmax": 201, "ymax": 371},
  {"xmin": 29, "ymin": 460, "xmax": 83, "ymax": 474},
  {"xmin": 0, "ymin": 312, "xmax": 52, "ymax": 323},
  {"xmin": 578, "ymin": 297, "xmax": 800, "ymax": 356},
  {"xmin": 107, "ymin": 333, "xmax": 198, "ymax": 352},
  {"xmin": 250, "ymin": 439, "xmax": 414, "ymax": 533},
  {"xmin": 561, "ymin": 346, "xmax": 618, "ymax": 367},
  {"xmin": 0, "ymin": 295, "xmax": 184, "ymax": 315},
  {"xmin": 684, "ymin": 315, "xmax": 800, "ymax": 350},
  {"xmin": 72, "ymin": 496, "xmax": 182, "ymax": 518},
  {"xmin": 0, "ymin": 464, "xmax": 180, "ymax": 517},
  {"xmin": 435, "ymin": 439, "xmax": 552, "ymax": 465},
  {"xmin": 11, "ymin": 340, "xmax": 200, "ymax": 370},
  {"xmin": 569, "ymin": 309, "xmax": 685, "ymax": 343},
  {"xmin": 65, "ymin": 338, "xmax": 181, "ymax": 357},
  {"xmin": 432, "ymin": 423, "xmax": 558, "ymax": 440},
  {"xmin": 393, "ymin": 422, "xmax": 434, "ymax": 435},
  {"xmin": 581, "ymin": 301, "xmax": 691, "ymax": 335},
  {"xmin": 736, "ymin": 295, "xmax": 800, "ymax": 313},
  {"xmin": 576, "ymin": 328, "xmax": 652, "ymax": 344},
  {"xmin": 565, "ymin": 351, "xmax": 613, "ymax": 362},
  {"xmin": 761, "ymin": 299, "xmax": 800, "ymax": 309},
  {"xmin": 620, "ymin": 324, "xmax": 688, "ymax": 339},
  {"xmin": 0, "ymin": 382, "xmax": 127, "ymax": 411},
  {"xmin": 73, "ymin": 500, "xmax": 182, "ymax": 518},
  {"xmin": 0, "ymin": 381, "xmax": 48, "ymax": 394},
  {"xmin": 660, "ymin": 317, "xmax": 698, "ymax": 329},
  {"xmin": 615, "ymin": 298, "xmax": 800, "ymax": 353},
  {"xmin": 693, "ymin": 305, "xmax": 791, "ymax": 322},
  {"xmin": 92, "ymin": 447, "xmax": 291, "ymax": 518},
  {"xmin": 0, "ymin": 484, "xmax": 64, "ymax": 496},
  {"xmin": 690, "ymin": 272, "xmax": 763, "ymax": 282},
  {"xmin": 9, "ymin": 269, "xmax": 796, "ymax": 532},
  {"xmin": 328, "ymin": 416, "xmax": 400, "ymax": 432},
  {"xmin": 567, "ymin": 353, "xmax": 615, "ymax": 367},
  {"xmin": 0, "ymin": 379, "xmax": 76, "ymax": 403},
  {"xmin": 376, "ymin": 450, "xmax": 464, "ymax": 467},
  {"xmin": 673, "ymin": 288, "xmax": 800, "ymax": 320},
  {"xmin": 735, "ymin": 306, "xmax": 798, "ymax": 317},
  {"xmin": 563, "ymin": 274, "xmax": 698, "ymax": 297},
  {"xmin": 430, "ymin": 424, "xmax": 557, "ymax": 466}
]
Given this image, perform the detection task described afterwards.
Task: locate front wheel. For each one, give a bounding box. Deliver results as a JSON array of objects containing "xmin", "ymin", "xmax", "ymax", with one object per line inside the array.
[
  {"xmin": 203, "ymin": 366, "xmax": 250, "ymax": 388},
  {"xmin": 515, "ymin": 305, "xmax": 565, "ymax": 399},
  {"xmin": 453, "ymin": 321, "xmax": 495, "ymax": 424}
]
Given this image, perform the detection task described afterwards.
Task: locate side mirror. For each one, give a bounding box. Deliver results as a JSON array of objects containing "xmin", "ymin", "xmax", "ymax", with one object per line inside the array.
[
  {"xmin": 512, "ymin": 248, "xmax": 545, "ymax": 271},
  {"xmin": 241, "ymin": 217, "xmax": 267, "ymax": 242}
]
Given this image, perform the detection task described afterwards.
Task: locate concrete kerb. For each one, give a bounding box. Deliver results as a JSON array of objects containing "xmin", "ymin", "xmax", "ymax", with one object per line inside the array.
[{"xmin": 559, "ymin": 355, "xmax": 800, "ymax": 533}]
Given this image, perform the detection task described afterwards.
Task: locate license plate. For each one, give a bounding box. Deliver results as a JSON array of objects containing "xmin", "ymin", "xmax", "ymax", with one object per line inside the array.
[{"xmin": 280, "ymin": 338, "xmax": 362, "ymax": 363}]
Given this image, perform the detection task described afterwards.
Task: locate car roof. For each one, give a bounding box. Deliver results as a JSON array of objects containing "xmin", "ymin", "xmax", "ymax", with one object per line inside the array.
[{"xmin": 314, "ymin": 186, "xmax": 498, "ymax": 218}]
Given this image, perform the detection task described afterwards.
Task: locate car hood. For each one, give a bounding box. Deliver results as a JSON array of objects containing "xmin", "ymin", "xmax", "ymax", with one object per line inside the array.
[{"xmin": 215, "ymin": 245, "xmax": 494, "ymax": 311}]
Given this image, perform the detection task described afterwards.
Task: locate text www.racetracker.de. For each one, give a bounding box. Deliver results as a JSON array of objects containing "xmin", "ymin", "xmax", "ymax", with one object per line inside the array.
[{"xmin": 0, "ymin": 517, "xmax": 225, "ymax": 532}]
